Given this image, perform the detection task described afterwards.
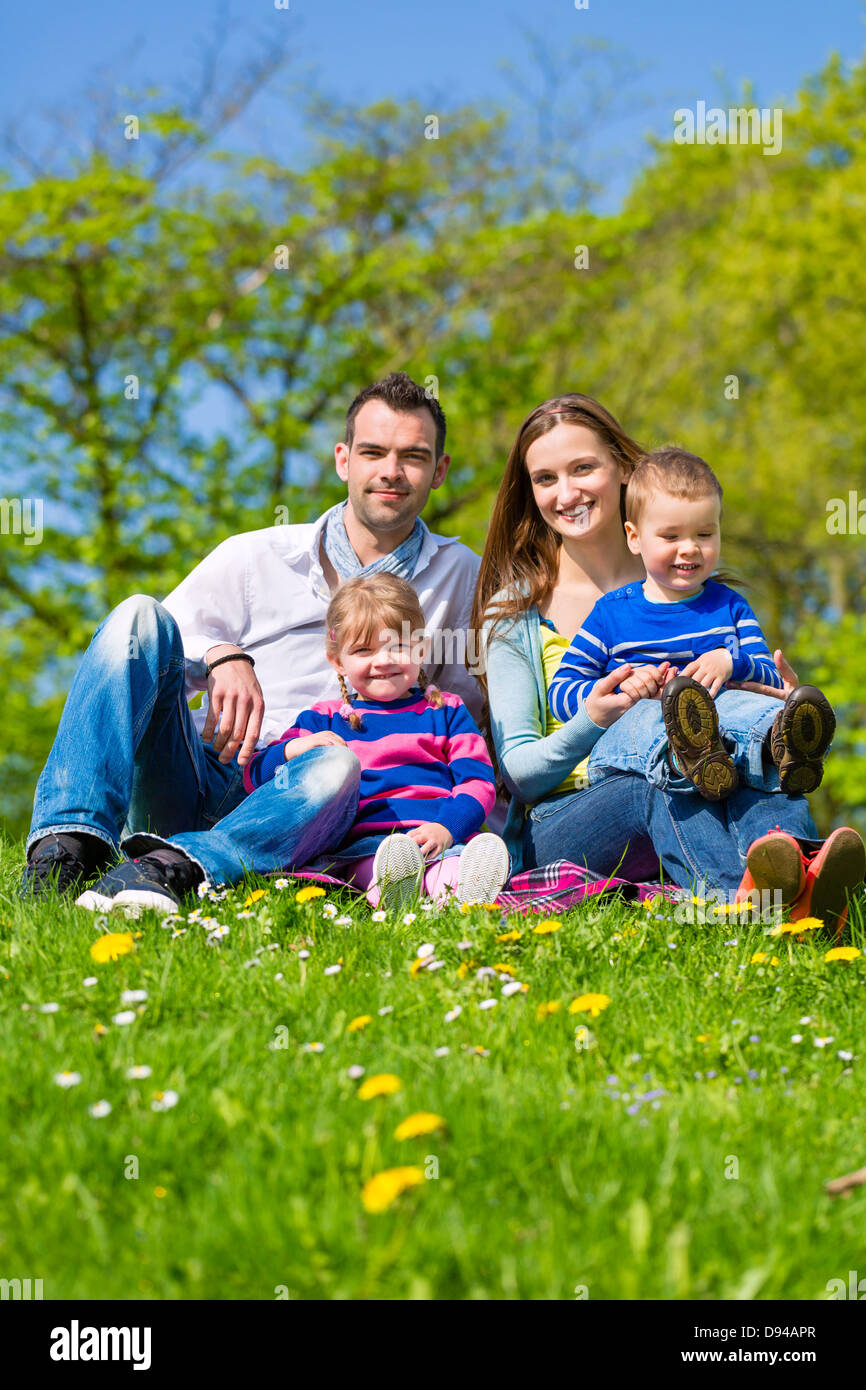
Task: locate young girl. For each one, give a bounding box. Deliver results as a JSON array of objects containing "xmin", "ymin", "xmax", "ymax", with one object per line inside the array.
[{"xmin": 241, "ymin": 573, "xmax": 510, "ymax": 910}]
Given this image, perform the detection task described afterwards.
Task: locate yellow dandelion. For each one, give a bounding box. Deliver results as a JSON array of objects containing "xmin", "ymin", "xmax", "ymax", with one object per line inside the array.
[
  {"xmin": 393, "ymin": 1112, "xmax": 446, "ymax": 1141},
  {"xmin": 89, "ymin": 932, "xmax": 135, "ymax": 964},
  {"xmin": 568, "ymin": 993, "xmax": 611, "ymax": 1018},
  {"xmin": 824, "ymin": 947, "xmax": 862, "ymax": 963},
  {"xmin": 357, "ymin": 1073, "xmax": 403, "ymax": 1100},
  {"xmin": 347, "ymin": 1014, "xmax": 373, "ymax": 1032},
  {"xmin": 361, "ymin": 1165, "xmax": 425, "ymax": 1214},
  {"xmin": 696, "ymin": 1033, "xmax": 712, "ymax": 1042},
  {"xmin": 532, "ymin": 919, "xmax": 561, "ymax": 935},
  {"xmin": 456, "ymin": 960, "xmax": 478, "ymax": 978},
  {"xmin": 492, "ymin": 962, "xmax": 515, "ymax": 973},
  {"xmin": 409, "ymin": 958, "xmax": 427, "ymax": 979},
  {"xmin": 243, "ymin": 889, "xmax": 268, "ymax": 907},
  {"xmin": 537, "ymin": 1000, "xmax": 562, "ymax": 1019},
  {"xmin": 750, "ymin": 952, "xmax": 769, "ymax": 964},
  {"xmin": 153, "ymin": 1186, "xmax": 167, "ymax": 1199},
  {"xmin": 93, "ymin": 1023, "xmax": 108, "ymax": 1036},
  {"xmin": 496, "ymin": 929, "xmax": 522, "ymax": 943},
  {"xmin": 769, "ymin": 916, "xmax": 825, "ymax": 937},
  {"xmin": 296, "ymin": 885, "xmax": 326, "ymax": 903}
]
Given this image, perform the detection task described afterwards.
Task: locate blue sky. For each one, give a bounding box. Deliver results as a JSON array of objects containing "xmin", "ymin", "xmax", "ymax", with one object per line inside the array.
[{"xmin": 3, "ymin": 1, "xmax": 864, "ymax": 211}]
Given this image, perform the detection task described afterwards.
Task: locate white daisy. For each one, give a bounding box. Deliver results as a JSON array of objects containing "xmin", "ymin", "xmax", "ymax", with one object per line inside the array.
[
  {"xmin": 274, "ymin": 878, "xmax": 290, "ymax": 889},
  {"xmin": 324, "ymin": 964, "xmax": 342, "ymax": 976},
  {"xmin": 426, "ymin": 960, "xmax": 445, "ymax": 972},
  {"xmin": 417, "ymin": 943, "xmax": 435, "ymax": 959},
  {"xmin": 54, "ymin": 1071, "xmax": 81, "ymax": 1088},
  {"xmin": 444, "ymin": 1006, "xmax": 462, "ymax": 1022},
  {"xmin": 377, "ymin": 1005, "xmax": 394, "ymax": 1016},
  {"xmin": 121, "ymin": 989, "xmax": 148, "ymax": 1004},
  {"xmin": 347, "ymin": 1065, "xmax": 365, "ymax": 1079},
  {"xmin": 243, "ymin": 959, "xmax": 261, "ymax": 969},
  {"xmin": 82, "ymin": 977, "xmax": 98, "ymax": 988},
  {"xmin": 274, "ymin": 973, "xmax": 284, "ymax": 982},
  {"xmin": 303, "ymin": 1042, "xmax": 324, "ymax": 1053},
  {"xmin": 814, "ymin": 1036, "xmax": 834, "ymax": 1048},
  {"xmin": 403, "ymin": 913, "xmax": 417, "ymax": 925},
  {"xmin": 371, "ymin": 910, "xmax": 387, "ymax": 922},
  {"xmin": 501, "ymin": 981, "xmax": 522, "ymax": 997},
  {"xmin": 39, "ymin": 1002, "xmax": 60, "ymax": 1014},
  {"xmin": 298, "ymin": 949, "xmax": 310, "ymax": 960},
  {"xmin": 434, "ymin": 1046, "xmax": 450, "ymax": 1057},
  {"xmin": 456, "ymin": 941, "xmax": 473, "ymax": 950},
  {"xmin": 791, "ymin": 1034, "xmax": 803, "ymax": 1044},
  {"xmin": 838, "ymin": 1050, "xmax": 854, "ymax": 1062},
  {"xmin": 151, "ymin": 1089, "xmax": 179, "ymax": 1111},
  {"xmin": 126, "ymin": 1065, "xmax": 152, "ymax": 1080},
  {"xmin": 171, "ymin": 929, "xmax": 187, "ymax": 939},
  {"xmin": 479, "ymin": 998, "xmax": 497, "ymax": 1010},
  {"xmin": 88, "ymin": 1100, "xmax": 112, "ymax": 1118},
  {"xmin": 322, "ymin": 903, "xmax": 338, "ymax": 919},
  {"xmin": 112, "ymin": 1010, "xmax": 137, "ymax": 1026},
  {"xmin": 335, "ymin": 915, "xmax": 353, "ymax": 926},
  {"xmin": 235, "ymin": 910, "xmax": 254, "ymax": 919}
]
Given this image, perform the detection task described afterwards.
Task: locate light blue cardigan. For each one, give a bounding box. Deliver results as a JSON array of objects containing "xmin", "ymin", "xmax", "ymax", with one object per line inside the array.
[{"xmin": 483, "ymin": 593, "xmax": 606, "ymax": 872}]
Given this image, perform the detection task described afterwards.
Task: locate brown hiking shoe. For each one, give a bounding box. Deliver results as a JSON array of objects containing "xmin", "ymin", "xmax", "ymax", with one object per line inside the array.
[
  {"xmin": 769, "ymin": 685, "xmax": 836, "ymax": 794},
  {"xmin": 661, "ymin": 676, "xmax": 738, "ymax": 801}
]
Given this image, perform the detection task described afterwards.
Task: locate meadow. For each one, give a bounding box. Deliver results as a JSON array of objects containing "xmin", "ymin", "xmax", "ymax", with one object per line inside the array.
[{"xmin": 1, "ymin": 836, "xmax": 865, "ymax": 1302}]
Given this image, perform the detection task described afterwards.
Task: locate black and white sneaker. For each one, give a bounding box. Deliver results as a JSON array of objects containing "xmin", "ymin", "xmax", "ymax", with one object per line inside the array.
[
  {"xmin": 456, "ymin": 833, "xmax": 510, "ymax": 905},
  {"xmin": 19, "ymin": 832, "xmax": 113, "ymax": 900},
  {"xmin": 75, "ymin": 850, "xmax": 203, "ymax": 917}
]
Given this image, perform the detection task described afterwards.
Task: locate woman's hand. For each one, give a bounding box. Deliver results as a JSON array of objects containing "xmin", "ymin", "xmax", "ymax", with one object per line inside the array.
[
  {"xmin": 283, "ymin": 730, "xmax": 347, "ymax": 762},
  {"xmin": 583, "ymin": 664, "xmax": 643, "ymax": 729},
  {"xmin": 727, "ymin": 648, "xmax": 799, "ymax": 701},
  {"xmin": 407, "ymin": 822, "xmax": 454, "ymax": 859},
  {"xmin": 619, "ymin": 661, "xmax": 672, "ymax": 702}
]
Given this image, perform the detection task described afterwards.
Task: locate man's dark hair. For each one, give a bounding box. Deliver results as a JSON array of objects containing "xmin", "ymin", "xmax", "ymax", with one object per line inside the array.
[{"xmin": 345, "ymin": 372, "xmax": 447, "ymax": 459}]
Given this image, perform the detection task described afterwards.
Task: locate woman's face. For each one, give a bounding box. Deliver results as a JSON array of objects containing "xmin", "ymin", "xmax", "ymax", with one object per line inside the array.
[{"xmin": 525, "ymin": 423, "xmax": 628, "ymax": 542}]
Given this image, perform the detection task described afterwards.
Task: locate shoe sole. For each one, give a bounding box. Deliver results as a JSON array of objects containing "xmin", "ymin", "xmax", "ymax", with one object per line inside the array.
[
  {"xmin": 76, "ymin": 887, "xmax": 178, "ymax": 917},
  {"xmin": 662, "ymin": 680, "xmax": 738, "ymax": 801},
  {"xmin": 803, "ymin": 828, "xmax": 866, "ymax": 936},
  {"xmin": 456, "ymin": 834, "xmax": 510, "ymax": 905},
  {"xmin": 372, "ymin": 835, "xmax": 424, "ymax": 913},
  {"xmin": 774, "ymin": 687, "xmax": 836, "ymax": 794},
  {"xmin": 745, "ymin": 833, "xmax": 805, "ymax": 906}
]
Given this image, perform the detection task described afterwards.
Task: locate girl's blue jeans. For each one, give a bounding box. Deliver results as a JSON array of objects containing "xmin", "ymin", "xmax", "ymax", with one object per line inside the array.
[
  {"xmin": 28, "ymin": 594, "xmax": 361, "ymax": 886},
  {"xmin": 587, "ymin": 690, "xmax": 783, "ymax": 793}
]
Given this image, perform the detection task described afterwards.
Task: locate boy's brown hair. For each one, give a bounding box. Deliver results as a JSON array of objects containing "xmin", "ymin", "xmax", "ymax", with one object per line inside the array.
[{"xmin": 625, "ymin": 447, "xmax": 723, "ymax": 528}]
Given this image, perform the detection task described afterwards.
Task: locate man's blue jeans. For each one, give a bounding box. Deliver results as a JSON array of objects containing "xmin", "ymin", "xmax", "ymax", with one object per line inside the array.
[
  {"xmin": 28, "ymin": 595, "xmax": 361, "ymax": 884},
  {"xmin": 522, "ymin": 774, "xmax": 819, "ymax": 895},
  {"xmin": 587, "ymin": 690, "xmax": 782, "ymax": 793}
]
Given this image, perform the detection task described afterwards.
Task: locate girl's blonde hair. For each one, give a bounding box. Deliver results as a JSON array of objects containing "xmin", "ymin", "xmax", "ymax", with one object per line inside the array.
[{"xmin": 326, "ymin": 573, "xmax": 443, "ymax": 730}]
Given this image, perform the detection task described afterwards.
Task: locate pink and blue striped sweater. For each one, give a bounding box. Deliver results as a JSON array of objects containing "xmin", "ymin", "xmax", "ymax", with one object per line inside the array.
[{"xmin": 242, "ymin": 688, "xmax": 496, "ymax": 846}]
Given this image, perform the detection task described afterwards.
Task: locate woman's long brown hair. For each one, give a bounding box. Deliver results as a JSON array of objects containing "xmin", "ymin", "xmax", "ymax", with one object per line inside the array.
[{"xmin": 470, "ymin": 394, "xmax": 647, "ymax": 704}]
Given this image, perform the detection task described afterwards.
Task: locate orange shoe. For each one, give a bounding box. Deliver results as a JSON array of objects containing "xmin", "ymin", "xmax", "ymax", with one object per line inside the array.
[
  {"xmin": 735, "ymin": 830, "xmax": 806, "ymax": 907},
  {"xmin": 790, "ymin": 827, "xmax": 866, "ymax": 940}
]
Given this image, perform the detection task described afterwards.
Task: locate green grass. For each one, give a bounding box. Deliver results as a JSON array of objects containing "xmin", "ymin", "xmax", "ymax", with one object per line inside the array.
[{"xmin": 1, "ymin": 834, "xmax": 865, "ymax": 1301}]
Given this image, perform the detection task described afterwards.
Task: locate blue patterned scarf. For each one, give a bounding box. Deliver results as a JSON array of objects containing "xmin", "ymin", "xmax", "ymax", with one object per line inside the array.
[{"xmin": 322, "ymin": 502, "xmax": 425, "ymax": 581}]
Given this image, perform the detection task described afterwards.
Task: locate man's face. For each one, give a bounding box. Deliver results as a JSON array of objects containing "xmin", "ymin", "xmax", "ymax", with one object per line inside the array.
[{"xmin": 335, "ymin": 400, "xmax": 450, "ymax": 535}]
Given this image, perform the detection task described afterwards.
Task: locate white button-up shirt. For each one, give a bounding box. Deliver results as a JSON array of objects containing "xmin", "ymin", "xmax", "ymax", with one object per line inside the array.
[{"xmin": 162, "ymin": 514, "xmax": 483, "ymax": 746}]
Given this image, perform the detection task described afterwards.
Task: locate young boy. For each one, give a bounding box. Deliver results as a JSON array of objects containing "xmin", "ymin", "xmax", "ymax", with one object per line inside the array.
[{"xmin": 548, "ymin": 448, "xmax": 836, "ymax": 801}]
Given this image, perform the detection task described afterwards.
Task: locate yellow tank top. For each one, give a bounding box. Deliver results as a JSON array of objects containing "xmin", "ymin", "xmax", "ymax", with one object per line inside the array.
[{"xmin": 539, "ymin": 617, "xmax": 591, "ymax": 795}]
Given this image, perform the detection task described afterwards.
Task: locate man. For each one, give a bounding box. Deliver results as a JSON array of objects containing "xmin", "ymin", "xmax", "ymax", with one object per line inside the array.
[{"xmin": 22, "ymin": 372, "xmax": 482, "ymax": 902}]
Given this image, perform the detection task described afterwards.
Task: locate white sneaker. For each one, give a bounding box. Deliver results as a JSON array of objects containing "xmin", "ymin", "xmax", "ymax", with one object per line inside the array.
[
  {"xmin": 372, "ymin": 834, "xmax": 425, "ymax": 913},
  {"xmin": 456, "ymin": 833, "xmax": 510, "ymax": 905}
]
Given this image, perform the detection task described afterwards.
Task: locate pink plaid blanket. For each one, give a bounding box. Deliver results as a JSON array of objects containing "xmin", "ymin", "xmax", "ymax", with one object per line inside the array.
[{"xmin": 285, "ymin": 860, "xmax": 680, "ymax": 915}]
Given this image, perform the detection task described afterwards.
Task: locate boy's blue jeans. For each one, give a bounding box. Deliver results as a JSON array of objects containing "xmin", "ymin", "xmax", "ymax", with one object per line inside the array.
[
  {"xmin": 587, "ymin": 690, "xmax": 782, "ymax": 793},
  {"xmin": 28, "ymin": 594, "xmax": 361, "ymax": 886}
]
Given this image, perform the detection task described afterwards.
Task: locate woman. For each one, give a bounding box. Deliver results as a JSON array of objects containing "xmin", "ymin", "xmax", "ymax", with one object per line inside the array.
[{"xmin": 471, "ymin": 394, "xmax": 865, "ymax": 924}]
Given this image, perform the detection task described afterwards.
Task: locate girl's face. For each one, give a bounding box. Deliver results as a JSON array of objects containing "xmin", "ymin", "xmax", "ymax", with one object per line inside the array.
[
  {"xmin": 525, "ymin": 423, "xmax": 629, "ymax": 542},
  {"xmin": 329, "ymin": 623, "xmax": 423, "ymax": 703}
]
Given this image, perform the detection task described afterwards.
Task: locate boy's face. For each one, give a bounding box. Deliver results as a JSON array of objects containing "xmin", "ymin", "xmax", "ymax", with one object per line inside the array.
[{"xmin": 625, "ymin": 491, "xmax": 721, "ymax": 598}]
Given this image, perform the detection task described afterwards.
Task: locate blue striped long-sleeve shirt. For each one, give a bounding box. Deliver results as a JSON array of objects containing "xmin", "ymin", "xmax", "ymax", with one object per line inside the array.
[{"xmin": 548, "ymin": 579, "xmax": 782, "ymax": 722}]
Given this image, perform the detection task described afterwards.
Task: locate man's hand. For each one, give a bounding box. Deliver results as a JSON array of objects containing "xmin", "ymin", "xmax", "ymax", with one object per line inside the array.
[
  {"xmin": 680, "ymin": 647, "xmax": 733, "ymax": 698},
  {"xmin": 619, "ymin": 661, "xmax": 671, "ymax": 703},
  {"xmin": 283, "ymin": 731, "xmax": 347, "ymax": 762},
  {"xmin": 202, "ymin": 644, "xmax": 265, "ymax": 767},
  {"xmin": 728, "ymin": 648, "xmax": 798, "ymax": 701},
  {"xmin": 407, "ymin": 822, "xmax": 454, "ymax": 860}
]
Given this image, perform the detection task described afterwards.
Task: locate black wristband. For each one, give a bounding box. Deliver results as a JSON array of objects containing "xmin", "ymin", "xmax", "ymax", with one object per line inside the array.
[{"xmin": 205, "ymin": 652, "xmax": 256, "ymax": 677}]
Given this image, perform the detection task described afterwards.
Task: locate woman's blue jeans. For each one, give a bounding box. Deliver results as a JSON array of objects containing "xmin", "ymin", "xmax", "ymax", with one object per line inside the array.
[
  {"xmin": 28, "ymin": 594, "xmax": 361, "ymax": 884},
  {"xmin": 522, "ymin": 773, "xmax": 819, "ymax": 896}
]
